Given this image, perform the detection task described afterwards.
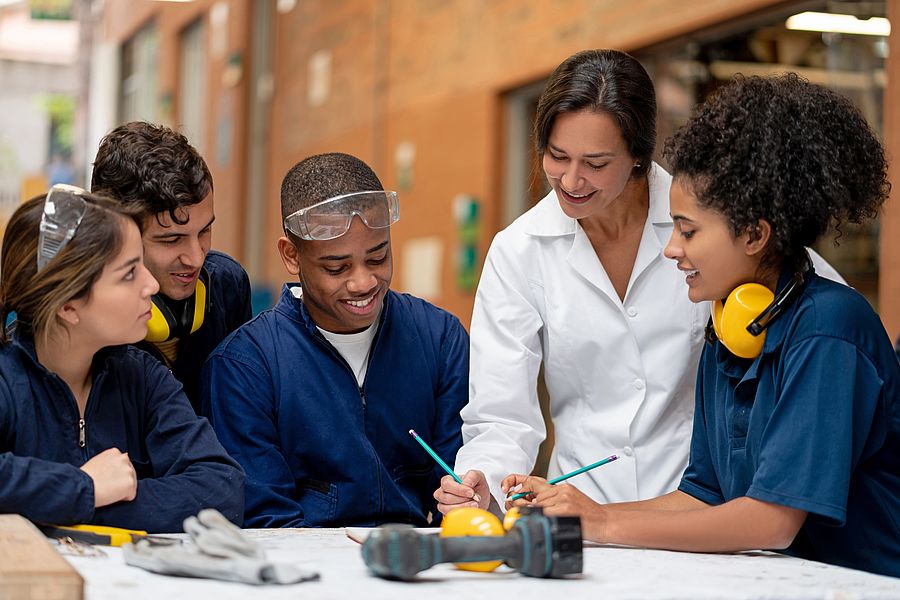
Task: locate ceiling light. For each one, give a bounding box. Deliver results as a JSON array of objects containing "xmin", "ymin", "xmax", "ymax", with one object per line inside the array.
[{"xmin": 786, "ymin": 11, "xmax": 890, "ymax": 36}]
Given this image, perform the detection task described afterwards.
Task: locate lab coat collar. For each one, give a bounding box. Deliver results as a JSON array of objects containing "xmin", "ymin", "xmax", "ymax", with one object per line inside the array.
[
  {"xmin": 523, "ymin": 162, "xmax": 673, "ymax": 238},
  {"xmin": 542, "ymin": 163, "xmax": 674, "ymax": 304}
]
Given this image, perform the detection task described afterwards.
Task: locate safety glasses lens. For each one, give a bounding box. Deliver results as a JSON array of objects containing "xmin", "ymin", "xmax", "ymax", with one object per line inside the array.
[
  {"xmin": 284, "ymin": 191, "xmax": 399, "ymax": 241},
  {"xmin": 37, "ymin": 184, "xmax": 88, "ymax": 271}
]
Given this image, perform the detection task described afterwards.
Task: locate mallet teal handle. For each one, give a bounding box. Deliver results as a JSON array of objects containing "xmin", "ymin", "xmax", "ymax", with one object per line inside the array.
[
  {"xmin": 509, "ymin": 454, "xmax": 619, "ymax": 501},
  {"xmin": 409, "ymin": 429, "xmax": 463, "ymax": 484}
]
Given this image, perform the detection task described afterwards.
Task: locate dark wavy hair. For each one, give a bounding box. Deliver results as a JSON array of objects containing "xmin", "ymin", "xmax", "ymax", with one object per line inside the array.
[
  {"xmin": 533, "ymin": 49, "xmax": 656, "ymax": 178},
  {"xmin": 280, "ymin": 152, "xmax": 383, "ymax": 242},
  {"xmin": 91, "ymin": 121, "xmax": 213, "ymax": 225},
  {"xmin": 664, "ymin": 73, "xmax": 889, "ymax": 272}
]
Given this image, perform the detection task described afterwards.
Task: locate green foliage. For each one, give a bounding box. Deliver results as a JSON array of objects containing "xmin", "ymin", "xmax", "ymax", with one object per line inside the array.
[
  {"xmin": 29, "ymin": 0, "xmax": 72, "ymax": 20},
  {"xmin": 41, "ymin": 94, "xmax": 75, "ymax": 156}
]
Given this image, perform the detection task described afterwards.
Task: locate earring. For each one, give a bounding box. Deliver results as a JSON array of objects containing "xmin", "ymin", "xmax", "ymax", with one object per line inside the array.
[{"xmin": 634, "ymin": 162, "xmax": 641, "ymax": 168}]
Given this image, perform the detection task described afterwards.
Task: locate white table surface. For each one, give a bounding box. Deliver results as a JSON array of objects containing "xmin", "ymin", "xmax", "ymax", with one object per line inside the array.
[{"xmin": 61, "ymin": 528, "xmax": 900, "ymax": 599}]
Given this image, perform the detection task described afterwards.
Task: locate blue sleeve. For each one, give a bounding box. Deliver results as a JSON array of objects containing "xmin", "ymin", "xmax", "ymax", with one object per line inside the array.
[
  {"xmin": 0, "ymin": 455, "xmax": 96, "ymax": 523},
  {"xmin": 201, "ymin": 341, "xmax": 308, "ymax": 528},
  {"xmin": 213, "ymin": 252, "xmax": 253, "ymax": 327},
  {"xmin": 678, "ymin": 350, "xmax": 725, "ymax": 505},
  {"xmin": 746, "ymin": 336, "xmax": 882, "ymax": 525},
  {"xmin": 0, "ymin": 373, "xmax": 96, "ymax": 524},
  {"xmin": 93, "ymin": 355, "xmax": 245, "ymax": 533},
  {"xmin": 427, "ymin": 316, "xmax": 468, "ymax": 521}
]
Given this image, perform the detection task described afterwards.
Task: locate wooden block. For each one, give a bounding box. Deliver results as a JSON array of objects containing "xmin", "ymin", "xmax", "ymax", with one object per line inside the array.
[{"xmin": 0, "ymin": 514, "xmax": 83, "ymax": 600}]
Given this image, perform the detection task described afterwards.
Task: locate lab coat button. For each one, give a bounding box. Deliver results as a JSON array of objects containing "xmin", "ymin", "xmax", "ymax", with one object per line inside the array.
[
  {"xmin": 623, "ymin": 446, "xmax": 634, "ymax": 457},
  {"xmin": 626, "ymin": 307, "xmax": 637, "ymax": 317},
  {"xmin": 633, "ymin": 379, "xmax": 645, "ymax": 390}
]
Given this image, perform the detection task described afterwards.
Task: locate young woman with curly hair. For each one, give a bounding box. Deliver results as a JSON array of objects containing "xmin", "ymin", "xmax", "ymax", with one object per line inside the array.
[{"xmin": 502, "ymin": 74, "xmax": 900, "ymax": 577}]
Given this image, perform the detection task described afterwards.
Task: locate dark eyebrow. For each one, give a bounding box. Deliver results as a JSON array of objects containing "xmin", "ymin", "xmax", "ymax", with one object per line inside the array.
[
  {"xmin": 671, "ymin": 215, "xmax": 697, "ymax": 225},
  {"xmin": 548, "ymin": 144, "xmax": 614, "ymax": 159},
  {"xmin": 114, "ymin": 256, "xmax": 141, "ymax": 272},
  {"xmin": 150, "ymin": 216, "xmax": 215, "ymax": 240},
  {"xmin": 318, "ymin": 240, "xmax": 389, "ymax": 262}
]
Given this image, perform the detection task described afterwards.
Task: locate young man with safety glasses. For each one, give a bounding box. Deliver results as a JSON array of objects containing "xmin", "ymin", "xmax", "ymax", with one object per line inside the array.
[
  {"xmin": 200, "ymin": 153, "xmax": 469, "ymax": 528},
  {"xmin": 91, "ymin": 122, "xmax": 253, "ymax": 412}
]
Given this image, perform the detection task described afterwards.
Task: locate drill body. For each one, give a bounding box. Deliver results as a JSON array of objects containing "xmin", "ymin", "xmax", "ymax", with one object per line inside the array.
[{"xmin": 361, "ymin": 512, "xmax": 582, "ymax": 580}]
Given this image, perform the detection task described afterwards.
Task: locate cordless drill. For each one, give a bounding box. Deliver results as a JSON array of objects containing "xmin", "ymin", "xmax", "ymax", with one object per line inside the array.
[{"xmin": 361, "ymin": 510, "xmax": 582, "ymax": 580}]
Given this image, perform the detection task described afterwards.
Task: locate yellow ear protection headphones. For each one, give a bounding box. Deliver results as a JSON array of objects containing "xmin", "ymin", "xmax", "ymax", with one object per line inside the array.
[
  {"xmin": 711, "ymin": 267, "xmax": 807, "ymax": 359},
  {"xmin": 145, "ymin": 267, "xmax": 210, "ymax": 343}
]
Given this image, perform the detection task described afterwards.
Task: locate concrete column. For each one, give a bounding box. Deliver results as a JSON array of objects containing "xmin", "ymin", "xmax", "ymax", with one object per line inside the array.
[{"xmin": 879, "ymin": 0, "xmax": 900, "ymax": 340}]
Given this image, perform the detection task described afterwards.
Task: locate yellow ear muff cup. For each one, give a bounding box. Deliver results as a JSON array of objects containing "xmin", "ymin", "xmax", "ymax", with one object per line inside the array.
[
  {"xmin": 145, "ymin": 301, "xmax": 172, "ymax": 343},
  {"xmin": 440, "ymin": 507, "xmax": 505, "ymax": 572},
  {"xmin": 713, "ymin": 283, "xmax": 774, "ymax": 359},
  {"xmin": 190, "ymin": 276, "xmax": 207, "ymax": 335},
  {"xmin": 711, "ymin": 297, "xmax": 726, "ymax": 342},
  {"xmin": 143, "ymin": 269, "xmax": 208, "ymax": 343}
]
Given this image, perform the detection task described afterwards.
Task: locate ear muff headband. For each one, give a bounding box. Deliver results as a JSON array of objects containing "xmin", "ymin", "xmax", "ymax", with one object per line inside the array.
[
  {"xmin": 711, "ymin": 269, "xmax": 806, "ymax": 359},
  {"xmin": 145, "ymin": 268, "xmax": 210, "ymax": 343}
]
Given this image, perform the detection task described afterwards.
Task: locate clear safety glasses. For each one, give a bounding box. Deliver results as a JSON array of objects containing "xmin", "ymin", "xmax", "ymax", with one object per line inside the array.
[
  {"xmin": 37, "ymin": 184, "xmax": 88, "ymax": 271},
  {"xmin": 283, "ymin": 190, "xmax": 400, "ymax": 241}
]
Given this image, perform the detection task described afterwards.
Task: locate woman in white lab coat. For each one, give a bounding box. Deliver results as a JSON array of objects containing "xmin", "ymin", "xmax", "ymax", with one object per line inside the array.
[{"xmin": 435, "ymin": 49, "xmax": 839, "ymax": 513}]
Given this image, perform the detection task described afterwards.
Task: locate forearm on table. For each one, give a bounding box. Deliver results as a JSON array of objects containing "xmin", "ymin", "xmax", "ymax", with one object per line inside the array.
[
  {"xmin": 595, "ymin": 496, "xmax": 806, "ymax": 552},
  {"xmin": 606, "ymin": 490, "xmax": 707, "ymax": 512}
]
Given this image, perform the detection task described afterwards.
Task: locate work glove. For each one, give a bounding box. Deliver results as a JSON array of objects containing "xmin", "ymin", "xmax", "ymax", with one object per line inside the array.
[
  {"xmin": 122, "ymin": 509, "xmax": 319, "ymax": 585},
  {"xmin": 183, "ymin": 508, "xmax": 265, "ymax": 560}
]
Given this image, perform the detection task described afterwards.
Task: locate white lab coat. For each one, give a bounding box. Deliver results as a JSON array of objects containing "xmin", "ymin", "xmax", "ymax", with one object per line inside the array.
[{"xmin": 454, "ymin": 163, "xmax": 844, "ymax": 507}]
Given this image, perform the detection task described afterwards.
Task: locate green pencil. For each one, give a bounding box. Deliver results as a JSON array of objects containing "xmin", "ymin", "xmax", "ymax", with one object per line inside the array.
[
  {"xmin": 509, "ymin": 454, "xmax": 619, "ymax": 501},
  {"xmin": 409, "ymin": 429, "xmax": 463, "ymax": 484}
]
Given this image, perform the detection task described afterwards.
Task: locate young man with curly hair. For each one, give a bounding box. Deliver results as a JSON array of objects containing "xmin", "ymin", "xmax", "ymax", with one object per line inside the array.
[
  {"xmin": 91, "ymin": 122, "xmax": 252, "ymax": 412},
  {"xmin": 503, "ymin": 74, "xmax": 900, "ymax": 578},
  {"xmin": 200, "ymin": 153, "xmax": 469, "ymax": 528}
]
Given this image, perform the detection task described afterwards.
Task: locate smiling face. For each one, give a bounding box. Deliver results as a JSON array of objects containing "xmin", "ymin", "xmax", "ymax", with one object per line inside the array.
[
  {"xmin": 286, "ymin": 216, "xmax": 392, "ymax": 334},
  {"xmin": 141, "ymin": 192, "xmax": 214, "ymax": 301},
  {"xmin": 67, "ymin": 218, "xmax": 160, "ymax": 347},
  {"xmin": 664, "ymin": 177, "xmax": 766, "ymax": 303},
  {"xmin": 541, "ymin": 109, "xmax": 640, "ymax": 220}
]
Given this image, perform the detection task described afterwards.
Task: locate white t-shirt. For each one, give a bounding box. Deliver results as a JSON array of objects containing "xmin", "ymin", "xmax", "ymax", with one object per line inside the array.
[
  {"xmin": 291, "ymin": 286, "xmax": 378, "ymax": 387},
  {"xmin": 318, "ymin": 323, "xmax": 377, "ymax": 387}
]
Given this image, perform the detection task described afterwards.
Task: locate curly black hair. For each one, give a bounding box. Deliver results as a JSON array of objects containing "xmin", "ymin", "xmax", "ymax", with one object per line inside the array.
[
  {"xmin": 90, "ymin": 121, "xmax": 213, "ymax": 225},
  {"xmin": 664, "ymin": 73, "xmax": 889, "ymax": 271},
  {"xmin": 280, "ymin": 152, "xmax": 383, "ymax": 226}
]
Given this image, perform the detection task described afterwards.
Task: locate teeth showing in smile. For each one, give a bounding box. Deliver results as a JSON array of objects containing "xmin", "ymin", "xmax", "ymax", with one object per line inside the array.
[
  {"xmin": 564, "ymin": 189, "xmax": 591, "ymax": 198},
  {"xmin": 346, "ymin": 295, "xmax": 374, "ymax": 308},
  {"xmin": 686, "ymin": 270, "xmax": 699, "ymax": 278}
]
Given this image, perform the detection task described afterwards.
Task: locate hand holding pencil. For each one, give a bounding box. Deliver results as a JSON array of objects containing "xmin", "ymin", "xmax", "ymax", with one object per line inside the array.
[
  {"xmin": 409, "ymin": 429, "xmax": 489, "ymax": 514},
  {"xmin": 502, "ymin": 454, "xmax": 619, "ymax": 510}
]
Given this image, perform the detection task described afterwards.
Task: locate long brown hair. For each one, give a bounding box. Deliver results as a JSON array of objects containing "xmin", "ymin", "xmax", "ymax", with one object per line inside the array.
[{"xmin": 0, "ymin": 192, "xmax": 141, "ymax": 347}]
